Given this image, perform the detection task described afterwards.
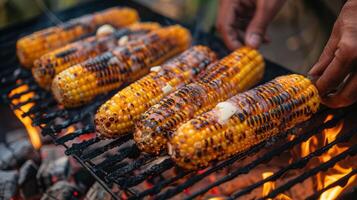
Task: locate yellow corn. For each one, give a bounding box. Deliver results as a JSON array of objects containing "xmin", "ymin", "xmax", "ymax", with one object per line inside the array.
[
  {"xmin": 95, "ymin": 45, "xmax": 217, "ymax": 138},
  {"xmin": 51, "ymin": 25, "xmax": 191, "ymax": 108},
  {"xmin": 169, "ymin": 74, "xmax": 320, "ymax": 169},
  {"xmin": 134, "ymin": 47, "xmax": 265, "ymax": 154},
  {"xmin": 32, "ymin": 22, "xmax": 161, "ymax": 90},
  {"xmin": 17, "ymin": 7, "xmax": 139, "ymax": 68}
]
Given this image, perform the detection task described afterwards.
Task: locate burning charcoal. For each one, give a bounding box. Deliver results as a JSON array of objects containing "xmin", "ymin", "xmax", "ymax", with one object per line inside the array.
[
  {"xmin": 18, "ymin": 160, "xmax": 41, "ymax": 199},
  {"xmin": 37, "ymin": 156, "xmax": 71, "ymax": 191},
  {"xmin": 0, "ymin": 140, "xmax": 39, "ymax": 170},
  {"xmin": 41, "ymin": 181, "xmax": 81, "ymax": 200},
  {"xmin": 8, "ymin": 138, "xmax": 38, "ymax": 165},
  {"xmin": 40, "ymin": 145, "xmax": 66, "ymax": 161},
  {"xmin": 0, "ymin": 170, "xmax": 18, "ymax": 200},
  {"xmin": 72, "ymin": 167, "xmax": 95, "ymax": 192},
  {"xmin": 0, "ymin": 144, "xmax": 16, "ymax": 170},
  {"xmin": 40, "ymin": 145, "xmax": 66, "ymax": 162},
  {"xmin": 84, "ymin": 182, "xmax": 113, "ymax": 200},
  {"xmin": 5, "ymin": 129, "xmax": 28, "ymax": 144}
]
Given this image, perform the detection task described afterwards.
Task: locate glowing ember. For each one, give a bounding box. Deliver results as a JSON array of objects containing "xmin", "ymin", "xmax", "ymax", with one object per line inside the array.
[{"xmin": 9, "ymin": 84, "xmax": 42, "ymax": 149}]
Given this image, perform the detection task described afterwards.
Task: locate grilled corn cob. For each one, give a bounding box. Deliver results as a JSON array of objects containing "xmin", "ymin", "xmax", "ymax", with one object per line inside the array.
[
  {"xmin": 169, "ymin": 74, "xmax": 320, "ymax": 169},
  {"xmin": 134, "ymin": 47, "xmax": 265, "ymax": 154},
  {"xmin": 95, "ymin": 46, "xmax": 217, "ymax": 137},
  {"xmin": 17, "ymin": 7, "xmax": 139, "ymax": 68},
  {"xmin": 51, "ymin": 25, "xmax": 191, "ymax": 108},
  {"xmin": 33, "ymin": 22, "xmax": 161, "ymax": 90}
]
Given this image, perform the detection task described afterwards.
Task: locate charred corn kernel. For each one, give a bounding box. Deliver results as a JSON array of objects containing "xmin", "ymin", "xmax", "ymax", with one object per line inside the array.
[
  {"xmin": 33, "ymin": 22, "xmax": 161, "ymax": 90},
  {"xmin": 169, "ymin": 74, "xmax": 320, "ymax": 169},
  {"xmin": 51, "ymin": 25, "xmax": 191, "ymax": 108},
  {"xmin": 134, "ymin": 46, "xmax": 265, "ymax": 154},
  {"xmin": 17, "ymin": 7, "xmax": 138, "ymax": 68},
  {"xmin": 95, "ymin": 45, "xmax": 217, "ymax": 137}
]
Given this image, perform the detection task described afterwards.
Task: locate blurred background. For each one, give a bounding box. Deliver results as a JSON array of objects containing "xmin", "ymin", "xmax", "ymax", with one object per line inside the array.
[{"xmin": 0, "ymin": 0, "xmax": 343, "ymax": 73}]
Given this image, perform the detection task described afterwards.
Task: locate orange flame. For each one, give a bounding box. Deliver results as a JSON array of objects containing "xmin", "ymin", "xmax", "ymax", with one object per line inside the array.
[
  {"xmin": 9, "ymin": 85, "xmax": 42, "ymax": 149},
  {"xmin": 318, "ymin": 165, "xmax": 356, "ymax": 200},
  {"xmin": 262, "ymin": 172, "xmax": 292, "ymax": 200},
  {"xmin": 262, "ymin": 172, "xmax": 275, "ymax": 197},
  {"xmin": 316, "ymin": 115, "xmax": 356, "ymax": 200},
  {"xmin": 300, "ymin": 136, "xmax": 318, "ymax": 157}
]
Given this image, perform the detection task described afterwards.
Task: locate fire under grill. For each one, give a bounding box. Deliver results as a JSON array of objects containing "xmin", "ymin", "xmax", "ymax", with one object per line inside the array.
[{"xmin": 0, "ymin": 0, "xmax": 356, "ymax": 199}]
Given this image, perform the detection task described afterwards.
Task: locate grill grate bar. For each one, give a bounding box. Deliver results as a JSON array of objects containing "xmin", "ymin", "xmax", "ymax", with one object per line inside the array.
[
  {"xmin": 0, "ymin": 68, "xmax": 31, "ymax": 86},
  {"xmin": 155, "ymin": 142, "xmax": 267, "ymax": 200},
  {"xmin": 7, "ymin": 85, "xmax": 38, "ymax": 100},
  {"xmin": 258, "ymin": 144, "xmax": 357, "ymax": 200},
  {"xmin": 12, "ymin": 94, "xmax": 49, "ymax": 109},
  {"xmin": 21, "ymin": 99, "xmax": 57, "ymax": 117},
  {"xmin": 45, "ymin": 114, "xmax": 84, "ymax": 133},
  {"xmin": 132, "ymin": 170, "xmax": 191, "ymax": 200},
  {"xmin": 117, "ymin": 158, "xmax": 174, "ymax": 188},
  {"xmin": 96, "ymin": 144, "xmax": 140, "ymax": 170},
  {"xmin": 81, "ymin": 134, "xmax": 132, "ymax": 161},
  {"xmin": 1, "ymin": 78, "xmax": 36, "ymax": 96},
  {"xmin": 306, "ymin": 168, "xmax": 357, "ymax": 200},
  {"xmin": 108, "ymin": 154, "xmax": 156, "ymax": 181},
  {"xmin": 186, "ymin": 112, "xmax": 345, "ymax": 199},
  {"xmin": 65, "ymin": 137, "xmax": 101, "ymax": 156},
  {"xmin": 230, "ymin": 127, "xmax": 356, "ymax": 199},
  {"xmin": 55, "ymin": 124, "xmax": 95, "ymax": 144}
]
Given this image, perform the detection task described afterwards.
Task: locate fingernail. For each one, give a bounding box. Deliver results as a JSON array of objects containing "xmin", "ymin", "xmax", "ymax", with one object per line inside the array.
[{"xmin": 246, "ymin": 33, "xmax": 261, "ymax": 48}]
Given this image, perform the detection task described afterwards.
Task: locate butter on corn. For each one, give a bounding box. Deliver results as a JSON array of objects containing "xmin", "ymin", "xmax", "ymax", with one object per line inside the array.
[
  {"xmin": 17, "ymin": 7, "xmax": 139, "ymax": 68},
  {"xmin": 95, "ymin": 45, "xmax": 217, "ymax": 138},
  {"xmin": 134, "ymin": 46, "xmax": 265, "ymax": 154},
  {"xmin": 32, "ymin": 22, "xmax": 161, "ymax": 90},
  {"xmin": 170, "ymin": 74, "xmax": 320, "ymax": 170},
  {"xmin": 51, "ymin": 25, "xmax": 192, "ymax": 108}
]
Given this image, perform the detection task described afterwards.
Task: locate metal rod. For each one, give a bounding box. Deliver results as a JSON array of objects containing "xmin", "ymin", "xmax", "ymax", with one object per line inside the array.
[
  {"xmin": 306, "ymin": 168, "xmax": 357, "ymax": 200},
  {"xmin": 258, "ymin": 145, "xmax": 357, "ymax": 200},
  {"xmin": 230, "ymin": 127, "xmax": 356, "ymax": 199},
  {"xmin": 184, "ymin": 112, "xmax": 345, "ymax": 200}
]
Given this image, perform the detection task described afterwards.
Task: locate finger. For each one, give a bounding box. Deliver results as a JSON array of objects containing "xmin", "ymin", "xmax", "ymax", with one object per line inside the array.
[
  {"xmin": 245, "ymin": 0, "xmax": 285, "ymax": 48},
  {"xmin": 315, "ymin": 40, "xmax": 355, "ymax": 95},
  {"xmin": 322, "ymin": 72, "xmax": 357, "ymax": 108},
  {"xmin": 216, "ymin": 0, "xmax": 242, "ymax": 50},
  {"xmin": 309, "ymin": 21, "xmax": 340, "ymax": 76},
  {"xmin": 222, "ymin": 29, "xmax": 243, "ymax": 50}
]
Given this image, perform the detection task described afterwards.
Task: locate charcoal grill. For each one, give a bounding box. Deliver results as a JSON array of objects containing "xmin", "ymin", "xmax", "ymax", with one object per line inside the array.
[{"xmin": 0, "ymin": 0, "xmax": 356, "ymax": 199}]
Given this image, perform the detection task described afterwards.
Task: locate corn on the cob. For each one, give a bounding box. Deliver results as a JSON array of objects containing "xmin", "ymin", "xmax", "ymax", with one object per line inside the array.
[
  {"xmin": 134, "ymin": 47, "xmax": 265, "ymax": 154},
  {"xmin": 169, "ymin": 74, "xmax": 320, "ymax": 170},
  {"xmin": 95, "ymin": 46, "xmax": 217, "ymax": 137},
  {"xmin": 17, "ymin": 7, "xmax": 139, "ymax": 68},
  {"xmin": 32, "ymin": 22, "xmax": 161, "ymax": 90},
  {"xmin": 51, "ymin": 25, "xmax": 191, "ymax": 108}
]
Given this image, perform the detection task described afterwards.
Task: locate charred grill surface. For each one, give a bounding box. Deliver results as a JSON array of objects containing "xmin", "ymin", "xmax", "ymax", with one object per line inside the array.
[{"xmin": 0, "ymin": 0, "xmax": 356, "ymax": 200}]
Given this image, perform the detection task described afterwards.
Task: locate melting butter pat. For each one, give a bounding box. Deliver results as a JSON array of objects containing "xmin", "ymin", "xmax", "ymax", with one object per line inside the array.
[
  {"xmin": 216, "ymin": 101, "xmax": 238, "ymax": 124},
  {"xmin": 96, "ymin": 24, "xmax": 115, "ymax": 36}
]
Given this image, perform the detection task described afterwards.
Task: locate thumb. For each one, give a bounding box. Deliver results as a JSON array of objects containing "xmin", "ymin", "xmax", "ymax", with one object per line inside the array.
[{"xmin": 245, "ymin": 0, "xmax": 285, "ymax": 48}]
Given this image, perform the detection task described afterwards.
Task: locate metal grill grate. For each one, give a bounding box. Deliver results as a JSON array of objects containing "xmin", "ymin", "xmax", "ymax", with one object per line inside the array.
[{"xmin": 0, "ymin": 0, "xmax": 356, "ymax": 199}]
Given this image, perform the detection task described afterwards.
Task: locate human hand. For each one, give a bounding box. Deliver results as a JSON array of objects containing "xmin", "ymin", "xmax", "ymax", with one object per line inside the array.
[
  {"xmin": 309, "ymin": 0, "xmax": 357, "ymax": 108},
  {"xmin": 216, "ymin": 0, "xmax": 285, "ymax": 50}
]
